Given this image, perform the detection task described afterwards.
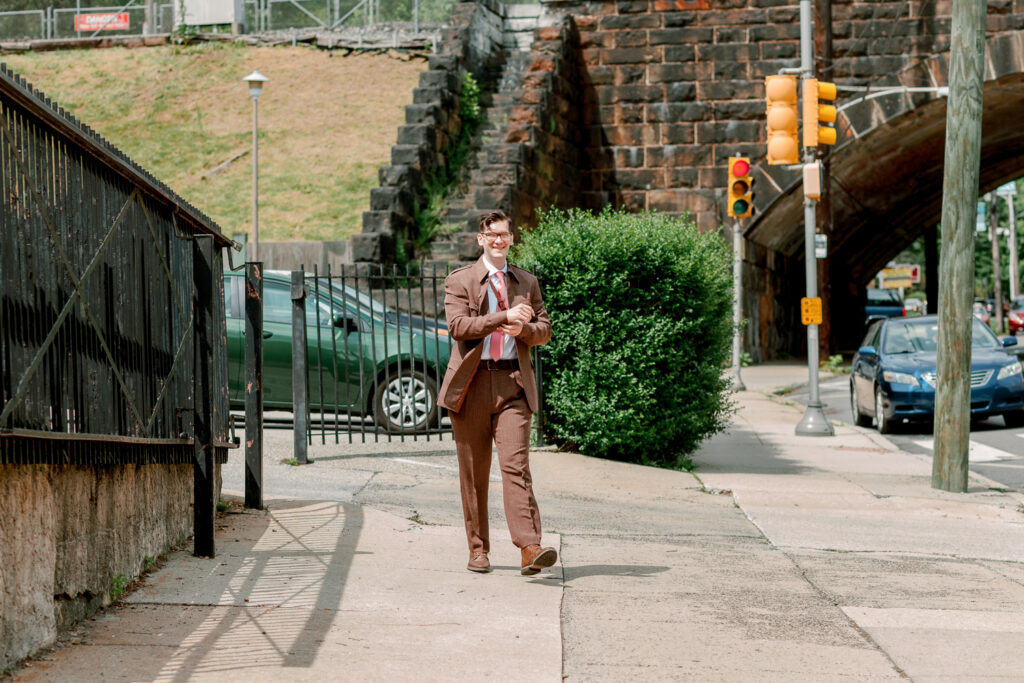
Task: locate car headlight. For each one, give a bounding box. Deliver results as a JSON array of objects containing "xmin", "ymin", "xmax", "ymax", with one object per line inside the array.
[
  {"xmin": 997, "ymin": 361, "xmax": 1023, "ymax": 380},
  {"xmin": 883, "ymin": 370, "xmax": 918, "ymax": 386}
]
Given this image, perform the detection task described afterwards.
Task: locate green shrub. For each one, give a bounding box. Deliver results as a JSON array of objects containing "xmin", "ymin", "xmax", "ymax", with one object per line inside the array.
[{"xmin": 513, "ymin": 208, "xmax": 735, "ymax": 465}]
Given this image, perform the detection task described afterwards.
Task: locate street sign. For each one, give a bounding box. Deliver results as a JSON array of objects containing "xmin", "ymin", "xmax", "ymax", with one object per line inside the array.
[
  {"xmin": 800, "ymin": 297, "xmax": 822, "ymax": 325},
  {"xmin": 996, "ymin": 181, "xmax": 1017, "ymax": 196},
  {"xmin": 881, "ymin": 267, "xmax": 912, "ymax": 289},
  {"xmin": 893, "ymin": 263, "xmax": 921, "ymax": 283},
  {"xmin": 75, "ymin": 13, "xmax": 130, "ymax": 31},
  {"xmin": 814, "ymin": 233, "xmax": 827, "ymax": 259},
  {"xmin": 977, "ymin": 201, "xmax": 987, "ymax": 233}
]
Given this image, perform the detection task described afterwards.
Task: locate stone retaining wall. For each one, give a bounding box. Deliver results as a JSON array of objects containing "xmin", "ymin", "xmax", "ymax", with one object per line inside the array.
[
  {"xmin": 0, "ymin": 463, "xmax": 194, "ymax": 670},
  {"xmin": 479, "ymin": 15, "xmax": 587, "ymax": 231},
  {"xmin": 355, "ymin": 0, "xmax": 509, "ymax": 265}
]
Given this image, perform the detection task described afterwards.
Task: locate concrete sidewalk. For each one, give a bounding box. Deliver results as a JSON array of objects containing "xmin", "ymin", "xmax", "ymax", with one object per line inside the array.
[{"xmin": 13, "ymin": 362, "xmax": 1024, "ymax": 681}]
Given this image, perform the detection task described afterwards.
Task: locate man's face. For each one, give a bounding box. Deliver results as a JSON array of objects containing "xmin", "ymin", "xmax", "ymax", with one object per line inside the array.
[{"xmin": 477, "ymin": 219, "xmax": 513, "ymax": 261}]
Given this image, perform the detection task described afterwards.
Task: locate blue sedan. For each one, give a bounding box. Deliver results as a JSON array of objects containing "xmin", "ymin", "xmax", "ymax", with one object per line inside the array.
[{"xmin": 850, "ymin": 315, "xmax": 1024, "ymax": 433}]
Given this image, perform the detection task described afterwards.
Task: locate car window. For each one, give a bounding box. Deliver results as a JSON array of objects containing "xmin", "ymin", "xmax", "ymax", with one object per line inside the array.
[
  {"xmin": 867, "ymin": 322, "xmax": 882, "ymax": 348},
  {"xmin": 224, "ymin": 276, "xmax": 236, "ymax": 318},
  {"xmin": 264, "ymin": 282, "xmax": 292, "ymax": 324},
  {"xmin": 264, "ymin": 281, "xmax": 360, "ymax": 328},
  {"xmin": 971, "ymin": 319, "xmax": 999, "ymax": 348},
  {"xmin": 880, "ymin": 319, "xmax": 998, "ymax": 353},
  {"xmin": 882, "ymin": 323, "xmax": 937, "ymax": 354},
  {"xmin": 867, "ymin": 289, "xmax": 901, "ymax": 305}
]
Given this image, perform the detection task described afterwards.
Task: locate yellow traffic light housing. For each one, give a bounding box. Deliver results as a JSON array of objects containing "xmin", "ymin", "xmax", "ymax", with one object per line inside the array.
[
  {"xmin": 803, "ymin": 78, "xmax": 838, "ymax": 147},
  {"xmin": 727, "ymin": 156, "xmax": 754, "ymax": 219},
  {"xmin": 765, "ymin": 75, "xmax": 799, "ymax": 165}
]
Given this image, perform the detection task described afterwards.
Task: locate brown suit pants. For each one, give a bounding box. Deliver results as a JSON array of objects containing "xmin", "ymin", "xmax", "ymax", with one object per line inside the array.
[{"xmin": 450, "ymin": 364, "xmax": 541, "ymax": 555}]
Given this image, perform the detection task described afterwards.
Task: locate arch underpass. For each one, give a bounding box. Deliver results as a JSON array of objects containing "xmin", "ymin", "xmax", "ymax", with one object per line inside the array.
[{"xmin": 746, "ymin": 31, "xmax": 1024, "ymax": 353}]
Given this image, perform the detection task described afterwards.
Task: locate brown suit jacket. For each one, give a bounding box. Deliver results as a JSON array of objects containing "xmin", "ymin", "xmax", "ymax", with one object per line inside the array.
[{"xmin": 439, "ymin": 258, "xmax": 552, "ymax": 413}]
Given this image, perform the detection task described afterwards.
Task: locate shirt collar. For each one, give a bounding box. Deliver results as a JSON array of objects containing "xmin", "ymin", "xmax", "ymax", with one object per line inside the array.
[{"xmin": 482, "ymin": 255, "xmax": 508, "ymax": 278}]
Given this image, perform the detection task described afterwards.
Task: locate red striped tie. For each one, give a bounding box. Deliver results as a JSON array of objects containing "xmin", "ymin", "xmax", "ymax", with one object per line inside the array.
[{"xmin": 489, "ymin": 271, "xmax": 507, "ymax": 360}]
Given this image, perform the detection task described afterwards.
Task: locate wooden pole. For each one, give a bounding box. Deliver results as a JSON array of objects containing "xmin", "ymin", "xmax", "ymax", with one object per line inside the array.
[{"xmin": 933, "ymin": 0, "xmax": 985, "ymax": 493}]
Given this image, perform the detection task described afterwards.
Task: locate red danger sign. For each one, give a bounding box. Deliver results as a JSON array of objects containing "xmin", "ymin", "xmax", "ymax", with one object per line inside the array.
[{"xmin": 75, "ymin": 13, "xmax": 130, "ymax": 31}]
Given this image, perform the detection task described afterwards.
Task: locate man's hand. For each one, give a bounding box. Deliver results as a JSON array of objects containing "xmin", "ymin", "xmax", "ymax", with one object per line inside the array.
[
  {"xmin": 506, "ymin": 303, "xmax": 533, "ymax": 325},
  {"xmin": 500, "ymin": 321, "xmax": 524, "ymax": 337}
]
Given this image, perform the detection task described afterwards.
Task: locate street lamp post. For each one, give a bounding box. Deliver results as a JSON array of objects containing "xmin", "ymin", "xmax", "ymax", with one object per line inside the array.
[{"xmin": 243, "ymin": 70, "xmax": 269, "ymax": 262}]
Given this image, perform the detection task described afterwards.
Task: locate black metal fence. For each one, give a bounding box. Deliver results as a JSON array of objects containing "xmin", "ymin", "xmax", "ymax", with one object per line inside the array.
[
  {"xmin": 247, "ymin": 264, "xmax": 545, "ymax": 449},
  {"xmin": 0, "ymin": 62, "xmax": 233, "ymax": 470}
]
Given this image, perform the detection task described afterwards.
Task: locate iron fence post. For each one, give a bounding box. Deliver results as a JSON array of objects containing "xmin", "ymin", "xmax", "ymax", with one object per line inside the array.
[
  {"xmin": 292, "ymin": 270, "xmax": 310, "ymax": 464},
  {"xmin": 193, "ymin": 236, "xmax": 216, "ymax": 558},
  {"xmin": 245, "ymin": 262, "xmax": 264, "ymax": 508}
]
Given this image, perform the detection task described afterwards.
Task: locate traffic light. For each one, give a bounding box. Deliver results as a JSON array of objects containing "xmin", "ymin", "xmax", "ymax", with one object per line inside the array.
[
  {"xmin": 727, "ymin": 156, "xmax": 754, "ymax": 219},
  {"xmin": 765, "ymin": 74, "xmax": 799, "ymax": 165},
  {"xmin": 803, "ymin": 78, "xmax": 838, "ymax": 147}
]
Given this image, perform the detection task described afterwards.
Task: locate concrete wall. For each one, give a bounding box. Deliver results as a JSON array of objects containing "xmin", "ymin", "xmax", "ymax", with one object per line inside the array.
[
  {"xmin": 244, "ymin": 240, "xmax": 353, "ymax": 273},
  {"xmin": 0, "ymin": 463, "xmax": 193, "ymax": 670}
]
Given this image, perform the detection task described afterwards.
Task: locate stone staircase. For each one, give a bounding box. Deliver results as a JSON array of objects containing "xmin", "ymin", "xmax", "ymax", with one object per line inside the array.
[{"xmin": 425, "ymin": 4, "xmax": 542, "ymax": 270}]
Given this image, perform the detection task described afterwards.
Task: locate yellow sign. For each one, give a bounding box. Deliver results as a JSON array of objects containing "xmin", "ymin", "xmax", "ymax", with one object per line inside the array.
[
  {"xmin": 801, "ymin": 297, "xmax": 823, "ymax": 325},
  {"xmin": 881, "ymin": 267, "xmax": 912, "ymax": 289}
]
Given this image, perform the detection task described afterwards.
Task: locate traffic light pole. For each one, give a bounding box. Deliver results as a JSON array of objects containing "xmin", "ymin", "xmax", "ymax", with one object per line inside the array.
[
  {"xmin": 732, "ymin": 220, "xmax": 746, "ymax": 392},
  {"xmin": 795, "ymin": 0, "xmax": 834, "ymax": 437}
]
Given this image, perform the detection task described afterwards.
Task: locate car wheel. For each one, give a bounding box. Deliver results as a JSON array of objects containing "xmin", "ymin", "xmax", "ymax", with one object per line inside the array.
[
  {"xmin": 851, "ymin": 381, "xmax": 873, "ymax": 427},
  {"xmin": 874, "ymin": 386, "xmax": 893, "ymax": 434},
  {"xmin": 373, "ymin": 368, "xmax": 438, "ymax": 433},
  {"xmin": 1004, "ymin": 410, "xmax": 1024, "ymax": 429}
]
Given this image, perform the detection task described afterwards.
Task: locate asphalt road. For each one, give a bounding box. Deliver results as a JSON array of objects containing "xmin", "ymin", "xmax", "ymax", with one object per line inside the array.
[{"xmin": 786, "ymin": 374, "xmax": 1024, "ymax": 491}]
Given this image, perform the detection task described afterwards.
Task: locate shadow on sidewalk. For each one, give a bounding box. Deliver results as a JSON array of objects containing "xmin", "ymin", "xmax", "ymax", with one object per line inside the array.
[
  {"xmin": 116, "ymin": 500, "xmax": 365, "ymax": 680},
  {"xmin": 694, "ymin": 420, "xmax": 815, "ymax": 476},
  {"xmin": 563, "ymin": 564, "xmax": 669, "ymax": 581}
]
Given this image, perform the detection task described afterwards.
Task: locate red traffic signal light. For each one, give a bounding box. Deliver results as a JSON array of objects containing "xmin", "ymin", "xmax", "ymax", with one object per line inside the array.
[{"xmin": 728, "ymin": 156, "xmax": 754, "ymax": 219}]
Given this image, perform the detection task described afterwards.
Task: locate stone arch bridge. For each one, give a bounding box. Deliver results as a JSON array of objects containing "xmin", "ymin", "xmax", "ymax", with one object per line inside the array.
[{"xmin": 361, "ymin": 0, "xmax": 1024, "ymax": 357}]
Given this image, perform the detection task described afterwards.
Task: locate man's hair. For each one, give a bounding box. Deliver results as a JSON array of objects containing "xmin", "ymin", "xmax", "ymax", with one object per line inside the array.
[{"xmin": 478, "ymin": 210, "xmax": 510, "ymax": 233}]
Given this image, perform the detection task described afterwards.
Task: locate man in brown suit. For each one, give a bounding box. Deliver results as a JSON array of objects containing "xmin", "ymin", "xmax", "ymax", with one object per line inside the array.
[{"xmin": 439, "ymin": 210, "xmax": 556, "ymax": 575}]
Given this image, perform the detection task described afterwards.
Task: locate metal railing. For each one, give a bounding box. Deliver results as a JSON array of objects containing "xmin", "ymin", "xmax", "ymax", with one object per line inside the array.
[
  {"xmin": 0, "ymin": 0, "xmax": 452, "ymax": 42},
  {"xmin": 0, "ymin": 62, "xmax": 233, "ymax": 466},
  {"xmin": 235, "ymin": 264, "xmax": 546, "ymax": 455}
]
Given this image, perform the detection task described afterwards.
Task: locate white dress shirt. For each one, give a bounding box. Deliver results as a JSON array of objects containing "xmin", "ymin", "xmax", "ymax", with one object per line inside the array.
[{"xmin": 482, "ymin": 256, "xmax": 517, "ymax": 361}]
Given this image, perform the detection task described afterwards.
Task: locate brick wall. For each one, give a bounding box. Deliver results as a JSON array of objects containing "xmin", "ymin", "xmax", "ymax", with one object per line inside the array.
[{"xmin": 537, "ymin": 0, "xmax": 1024, "ymax": 233}]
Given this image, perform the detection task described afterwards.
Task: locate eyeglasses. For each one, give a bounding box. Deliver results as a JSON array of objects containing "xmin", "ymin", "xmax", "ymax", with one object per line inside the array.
[{"xmin": 481, "ymin": 231, "xmax": 513, "ymax": 243}]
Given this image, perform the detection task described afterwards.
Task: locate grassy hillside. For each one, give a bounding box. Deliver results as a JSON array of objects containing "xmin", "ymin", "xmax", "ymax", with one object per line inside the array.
[{"xmin": 2, "ymin": 43, "xmax": 425, "ymax": 242}]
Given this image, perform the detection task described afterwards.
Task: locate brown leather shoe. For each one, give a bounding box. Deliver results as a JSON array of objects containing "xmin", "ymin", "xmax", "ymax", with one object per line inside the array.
[
  {"xmin": 520, "ymin": 545, "xmax": 557, "ymax": 576},
  {"xmin": 467, "ymin": 552, "xmax": 491, "ymax": 573}
]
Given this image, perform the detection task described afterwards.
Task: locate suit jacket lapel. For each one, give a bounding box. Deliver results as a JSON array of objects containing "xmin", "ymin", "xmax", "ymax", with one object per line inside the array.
[{"xmin": 471, "ymin": 257, "xmax": 490, "ymax": 315}]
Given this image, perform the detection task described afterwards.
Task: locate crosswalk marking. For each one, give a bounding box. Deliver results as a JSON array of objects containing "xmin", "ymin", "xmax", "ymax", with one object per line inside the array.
[{"xmin": 912, "ymin": 438, "xmax": 1018, "ymax": 462}]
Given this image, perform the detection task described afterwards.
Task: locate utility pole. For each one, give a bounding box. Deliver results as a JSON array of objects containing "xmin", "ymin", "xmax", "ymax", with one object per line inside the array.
[
  {"xmin": 989, "ymin": 193, "xmax": 1004, "ymax": 334},
  {"xmin": 933, "ymin": 0, "xmax": 985, "ymax": 493}
]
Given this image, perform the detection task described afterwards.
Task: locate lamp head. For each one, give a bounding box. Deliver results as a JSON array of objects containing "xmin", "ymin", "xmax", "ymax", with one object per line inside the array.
[{"xmin": 242, "ymin": 70, "xmax": 269, "ymax": 99}]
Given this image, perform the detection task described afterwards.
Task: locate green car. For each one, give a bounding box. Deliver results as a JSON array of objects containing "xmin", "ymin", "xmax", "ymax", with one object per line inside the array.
[{"xmin": 224, "ymin": 270, "xmax": 451, "ymax": 433}]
